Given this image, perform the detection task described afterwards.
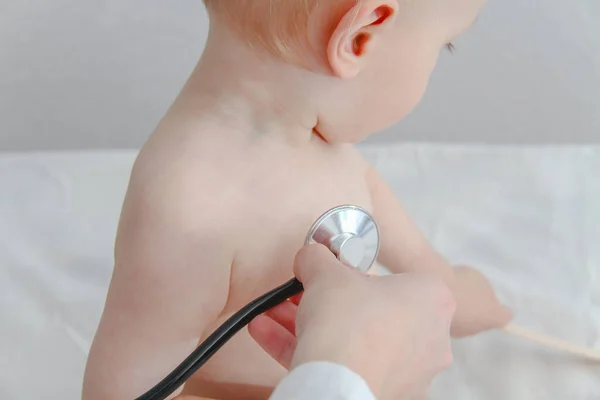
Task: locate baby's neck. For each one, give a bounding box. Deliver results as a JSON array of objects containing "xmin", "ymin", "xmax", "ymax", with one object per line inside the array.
[{"xmin": 173, "ymin": 26, "xmax": 323, "ymax": 146}]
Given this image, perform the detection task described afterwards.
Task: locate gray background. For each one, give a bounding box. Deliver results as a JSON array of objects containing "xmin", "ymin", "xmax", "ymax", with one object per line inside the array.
[{"xmin": 1, "ymin": 0, "xmax": 598, "ymax": 151}]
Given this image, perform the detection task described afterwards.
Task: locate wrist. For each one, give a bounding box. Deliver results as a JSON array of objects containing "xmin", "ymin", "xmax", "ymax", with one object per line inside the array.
[{"xmin": 291, "ymin": 334, "xmax": 386, "ymax": 397}]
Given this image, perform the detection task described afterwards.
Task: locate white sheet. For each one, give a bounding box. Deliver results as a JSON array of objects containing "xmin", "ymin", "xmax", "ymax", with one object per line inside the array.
[{"xmin": 1, "ymin": 145, "xmax": 599, "ymax": 399}]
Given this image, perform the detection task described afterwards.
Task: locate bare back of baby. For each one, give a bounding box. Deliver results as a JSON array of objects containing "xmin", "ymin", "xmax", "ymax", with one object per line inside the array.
[
  {"xmin": 184, "ymin": 132, "xmax": 373, "ymax": 398},
  {"xmin": 83, "ymin": 120, "xmax": 374, "ymax": 400},
  {"xmin": 207, "ymin": 141, "xmax": 374, "ymax": 399}
]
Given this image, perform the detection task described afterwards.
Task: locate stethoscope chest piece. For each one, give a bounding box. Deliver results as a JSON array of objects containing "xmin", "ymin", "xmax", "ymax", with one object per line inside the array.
[{"xmin": 305, "ymin": 205, "xmax": 380, "ymax": 273}]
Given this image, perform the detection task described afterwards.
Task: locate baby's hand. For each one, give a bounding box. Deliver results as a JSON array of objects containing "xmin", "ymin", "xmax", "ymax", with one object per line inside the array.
[{"xmin": 450, "ymin": 266, "xmax": 512, "ymax": 338}]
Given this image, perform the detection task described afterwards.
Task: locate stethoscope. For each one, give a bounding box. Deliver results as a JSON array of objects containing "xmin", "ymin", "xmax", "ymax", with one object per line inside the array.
[{"xmin": 136, "ymin": 205, "xmax": 381, "ymax": 400}]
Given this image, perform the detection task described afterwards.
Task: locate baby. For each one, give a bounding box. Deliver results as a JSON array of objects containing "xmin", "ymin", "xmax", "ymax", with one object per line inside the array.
[{"xmin": 83, "ymin": 0, "xmax": 511, "ymax": 399}]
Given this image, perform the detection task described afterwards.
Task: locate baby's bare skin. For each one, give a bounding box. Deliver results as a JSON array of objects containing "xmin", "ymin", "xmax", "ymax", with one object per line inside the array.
[
  {"xmin": 83, "ymin": 1, "xmax": 511, "ymax": 399},
  {"xmin": 180, "ymin": 135, "xmax": 374, "ymax": 399},
  {"xmin": 86, "ymin": 120, "xmax": 375, "ymax": 399},
  {"xmin": 84, "ymin": 118, "xmax": 507, "ymax": 400}
]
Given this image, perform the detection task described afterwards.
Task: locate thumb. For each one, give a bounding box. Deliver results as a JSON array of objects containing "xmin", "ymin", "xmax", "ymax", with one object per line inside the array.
[{"xmin": 294, "ymin": 244, "xmax": 347, "ymax": 286}]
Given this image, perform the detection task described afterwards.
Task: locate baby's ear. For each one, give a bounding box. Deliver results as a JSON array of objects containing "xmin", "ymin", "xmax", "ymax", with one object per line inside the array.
[{"xmin": 327, "ymin": 0, "xmax": 397, "ymax": 79}]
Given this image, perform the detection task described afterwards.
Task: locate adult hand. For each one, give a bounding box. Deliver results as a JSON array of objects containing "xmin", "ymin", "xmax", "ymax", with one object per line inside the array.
[{"xmin": 249, "ymin": 244, "xmax": 456, "ymax": 399}]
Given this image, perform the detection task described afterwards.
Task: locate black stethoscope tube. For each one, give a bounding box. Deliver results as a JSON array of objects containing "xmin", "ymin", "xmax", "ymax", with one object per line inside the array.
[{"xmin": 135, "ymin": 278, "xmax": 304, "ymax": 400}]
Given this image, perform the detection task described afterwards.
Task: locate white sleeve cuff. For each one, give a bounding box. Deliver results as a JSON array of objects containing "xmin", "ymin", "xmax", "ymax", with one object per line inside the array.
[{"xmin": 269, "ymin": 361, "xmax": 376, "ymax": 400}]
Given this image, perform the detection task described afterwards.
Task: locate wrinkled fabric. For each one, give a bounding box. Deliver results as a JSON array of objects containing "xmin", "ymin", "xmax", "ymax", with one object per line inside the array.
[{"xmin": 1, "ymin": 145, "xmax": 599, "ymax": 399}]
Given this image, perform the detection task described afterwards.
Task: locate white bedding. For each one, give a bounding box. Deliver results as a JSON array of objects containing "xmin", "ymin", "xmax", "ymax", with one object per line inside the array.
[{"xmin": 1, "ymin": 145, "xmax": 599, "ymax": 399}]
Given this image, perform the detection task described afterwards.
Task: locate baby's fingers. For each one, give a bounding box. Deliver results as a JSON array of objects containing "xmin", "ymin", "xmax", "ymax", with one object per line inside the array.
[{"xmin": 248, "ymin": 314, "xmax": 297, "ymax": 369}]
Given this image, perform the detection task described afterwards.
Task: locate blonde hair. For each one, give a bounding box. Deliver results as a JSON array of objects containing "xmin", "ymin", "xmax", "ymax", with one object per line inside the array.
[{"xmin": 203, "ymin": 1, "xmax": 359, "ymax": 63}]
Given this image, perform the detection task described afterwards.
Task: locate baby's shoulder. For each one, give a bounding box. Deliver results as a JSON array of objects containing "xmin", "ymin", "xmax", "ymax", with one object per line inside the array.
[{"xmin": 121, "ymin": 140, "xmax": 237, "ymax": 238}]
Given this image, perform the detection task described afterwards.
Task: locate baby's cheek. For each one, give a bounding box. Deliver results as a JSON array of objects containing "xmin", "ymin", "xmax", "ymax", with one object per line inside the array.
[
  {"xmin": 400, "ymin": 79, "xmax": 430, "ymax": 118},
  {"xmin": 380, "ymin": 71, "xmax": 431, "ymax": 123}
]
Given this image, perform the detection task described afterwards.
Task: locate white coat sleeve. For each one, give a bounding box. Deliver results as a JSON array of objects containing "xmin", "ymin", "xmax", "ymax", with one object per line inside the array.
[{"xmin": 269, "ymin": 361, "xmax": 377, "ymax": 400}]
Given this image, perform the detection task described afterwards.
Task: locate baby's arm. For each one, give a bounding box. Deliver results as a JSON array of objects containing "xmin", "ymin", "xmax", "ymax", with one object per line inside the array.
[
  {"xmin": 82, "ymin": 175, "xmax": 232, "ymax": 399},
  {"xmin": 364, "ymin": 164, "xmax": 511, "ymax": 337},
  {"xmin": 364, "ymin": 166, "xmax": 457, "ymax": 286}
]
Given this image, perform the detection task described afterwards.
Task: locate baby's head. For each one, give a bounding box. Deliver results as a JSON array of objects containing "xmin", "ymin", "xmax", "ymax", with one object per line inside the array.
[{"xmin": 202, "ymin": 0, "xmax": 486, "ymax": 143}]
